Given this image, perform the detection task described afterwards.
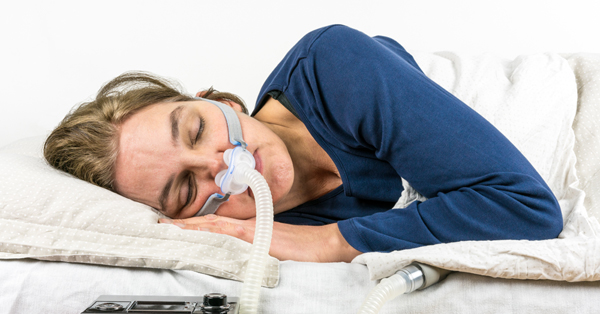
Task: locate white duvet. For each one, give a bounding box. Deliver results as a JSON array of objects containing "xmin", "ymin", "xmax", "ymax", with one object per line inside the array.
[{"xmin": 354, "ymin": 52, "xmax": 600, "ymax": 282}]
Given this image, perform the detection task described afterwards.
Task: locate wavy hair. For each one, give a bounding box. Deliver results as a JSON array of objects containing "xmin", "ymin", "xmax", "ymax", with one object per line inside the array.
[{"xmin": 44, "ymin": 71, "xmax": 247, "ymax": 190}]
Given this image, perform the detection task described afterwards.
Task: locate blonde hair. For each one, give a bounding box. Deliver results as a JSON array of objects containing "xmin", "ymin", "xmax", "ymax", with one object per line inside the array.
[{"xmin": 44, "ymin": 71, "xmax": 247, "ymax": 190}]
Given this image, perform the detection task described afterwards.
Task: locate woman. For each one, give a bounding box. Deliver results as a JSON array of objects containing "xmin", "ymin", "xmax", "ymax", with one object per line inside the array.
[{"xmin": 44, "ymin": 25, "xmax": 563, "ymax": 263}]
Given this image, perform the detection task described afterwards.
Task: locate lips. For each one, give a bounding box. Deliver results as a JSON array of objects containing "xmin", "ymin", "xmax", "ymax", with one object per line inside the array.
[
  {"xmin": 253, "ymin": 149, "xmax": 262, "ymax": 175},
  {"xmin": 247, "ymin": 149, "xmax": 261, "ymax": 200}
]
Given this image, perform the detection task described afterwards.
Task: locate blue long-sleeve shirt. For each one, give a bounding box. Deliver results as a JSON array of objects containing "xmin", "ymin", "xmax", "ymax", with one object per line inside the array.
[{"xmin": 252, "ymin": 25, "xmax": 563, "ymax": 253}]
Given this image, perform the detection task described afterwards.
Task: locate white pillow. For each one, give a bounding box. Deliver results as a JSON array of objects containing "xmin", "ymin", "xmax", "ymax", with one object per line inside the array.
[
  {"xmin": 567, "ymin": 53, "xmax": 600, "ymax": 222},
  {"xmin": 0, "ymin": 137, "xmax": 279, "ymax": 287}
]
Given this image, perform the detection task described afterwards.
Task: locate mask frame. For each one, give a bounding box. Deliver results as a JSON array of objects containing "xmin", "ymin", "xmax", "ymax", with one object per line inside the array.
[{"xmin": 191, "ymin": 97, "xmax": 249, "ymax": 217}]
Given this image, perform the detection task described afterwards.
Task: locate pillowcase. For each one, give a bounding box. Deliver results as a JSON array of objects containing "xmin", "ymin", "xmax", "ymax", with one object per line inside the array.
[
  {"xmin": 566, "ymin": 53, "xmax": 600, "ymax": 222},
  {"xmin": 0, "ymin": 137, "xmax": 279, "ymax": 287}
]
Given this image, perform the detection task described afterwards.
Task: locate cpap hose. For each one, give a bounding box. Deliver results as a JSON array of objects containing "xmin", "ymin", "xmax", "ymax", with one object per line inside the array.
[
  {"xmin": 217, "ymin": 150, "xmax": 273, "ymax": 314},
  {"xmin": 357, "ymin": 263, "xmax": 451, "ymax": 314},
  {"xmin": 194, "ymin": 97, "xmax": 273, "ymax": 313}
]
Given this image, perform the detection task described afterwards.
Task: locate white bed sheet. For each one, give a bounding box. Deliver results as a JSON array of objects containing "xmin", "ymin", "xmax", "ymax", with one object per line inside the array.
[{"xmin": 1, "ymin": 259, "xmax": 599, "ymax": 314}]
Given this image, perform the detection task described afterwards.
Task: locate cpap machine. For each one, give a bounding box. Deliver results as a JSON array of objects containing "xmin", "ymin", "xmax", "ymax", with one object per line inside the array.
[{"xmin": 80, "ymin": 98, "xmax": 449, "ymax": 314}]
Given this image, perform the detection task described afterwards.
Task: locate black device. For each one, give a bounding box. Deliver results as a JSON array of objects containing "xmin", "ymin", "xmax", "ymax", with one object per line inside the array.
[{"xmin": 81, "ymin": 294, "xmax": 238, "ymax": 313}]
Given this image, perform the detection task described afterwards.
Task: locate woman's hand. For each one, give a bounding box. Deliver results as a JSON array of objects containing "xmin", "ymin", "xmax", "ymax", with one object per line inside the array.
[{"xmin": 159, "ymin": 214, "xmax": 362, "ymax": 263}]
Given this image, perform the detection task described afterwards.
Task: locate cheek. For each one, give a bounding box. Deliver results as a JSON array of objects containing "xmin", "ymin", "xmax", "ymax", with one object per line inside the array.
[{"xmin": 265, "ymin": 158, "xmax": 294, "ymax": 201}]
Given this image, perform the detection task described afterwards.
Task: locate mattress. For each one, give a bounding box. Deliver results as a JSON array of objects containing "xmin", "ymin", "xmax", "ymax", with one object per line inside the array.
[{"xmin": 2, "ymin": 259, "xmax": 600, "ymax": 314}]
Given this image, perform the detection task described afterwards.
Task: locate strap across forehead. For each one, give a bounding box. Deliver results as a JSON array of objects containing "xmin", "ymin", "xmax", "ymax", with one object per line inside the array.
[{"xmin": 194, "ymin": 97, "xmax": 247, "ymax": 149}]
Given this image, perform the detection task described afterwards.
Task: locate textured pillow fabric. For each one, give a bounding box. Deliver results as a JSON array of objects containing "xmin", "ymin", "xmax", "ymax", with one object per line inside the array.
[
  {"xmin": 566, "ymin": 53, "xmax": 600, "ymax": 222},
  {"xmin": 0, "ymin": 137, "xmax": 279, "ymax": 287}
]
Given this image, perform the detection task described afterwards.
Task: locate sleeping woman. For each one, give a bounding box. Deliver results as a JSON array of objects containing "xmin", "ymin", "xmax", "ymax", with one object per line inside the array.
[{"xmin": 43, "ymin": 24, "xmax": 563, "ymax": 263}]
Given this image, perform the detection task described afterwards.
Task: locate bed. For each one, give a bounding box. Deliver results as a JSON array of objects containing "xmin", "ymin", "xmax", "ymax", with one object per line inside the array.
[{"xmin": 1, "ymin": 48, "xmax": 600, "ymax": 313}]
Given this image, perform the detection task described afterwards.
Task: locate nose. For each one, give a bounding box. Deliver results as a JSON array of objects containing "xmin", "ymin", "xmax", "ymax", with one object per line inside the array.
[{"xmin": 182, "ymin": 150, "xmax": 228, "ymax": 180}]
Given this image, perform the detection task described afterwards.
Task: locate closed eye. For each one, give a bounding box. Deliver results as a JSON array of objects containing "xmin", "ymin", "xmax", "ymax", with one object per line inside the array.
[
  {"xmin": 185, "ymin": 174, "xmax": 195, "ymax": 208},
  {"xmin": 192, "ymin": 117, "xmax": 205, "ymax": 146}
]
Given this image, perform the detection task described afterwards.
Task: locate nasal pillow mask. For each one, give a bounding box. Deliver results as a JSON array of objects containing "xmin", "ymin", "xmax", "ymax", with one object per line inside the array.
[{"xmin": 191, "ymin": 97, "xmax": 255, "ymax": 217}]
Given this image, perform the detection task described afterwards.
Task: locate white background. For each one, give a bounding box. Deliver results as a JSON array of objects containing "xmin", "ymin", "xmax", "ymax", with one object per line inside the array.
[{"xmin": 1, "ymin": 0, "xmax": 599, "ymax": 147}]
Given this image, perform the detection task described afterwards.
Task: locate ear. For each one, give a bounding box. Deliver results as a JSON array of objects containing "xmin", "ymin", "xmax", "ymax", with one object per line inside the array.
[
  {"xmin": 222, "ymin": 99, "xmax": 245, "ymax": 113},
  {"xmin": 195, "ymin": 91, "xmax": 208, "ymax": 98}
]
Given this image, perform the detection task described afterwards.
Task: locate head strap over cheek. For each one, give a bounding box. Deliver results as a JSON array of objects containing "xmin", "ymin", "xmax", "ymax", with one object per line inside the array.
[{"xmin": 192, "ymin": 192, "xmax": 231, "ymax": 217}]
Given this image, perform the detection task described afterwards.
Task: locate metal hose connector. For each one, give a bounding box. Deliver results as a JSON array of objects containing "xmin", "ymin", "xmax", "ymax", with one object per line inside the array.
[{"xmin": 358, "ymin": 264, "xmax": 436, "ymax": 314}]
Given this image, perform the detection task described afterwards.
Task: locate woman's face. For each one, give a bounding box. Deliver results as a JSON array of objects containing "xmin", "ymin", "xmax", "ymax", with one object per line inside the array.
[{"xmin": 113, "ymin": 99, "xmax": 294, "ymax": 219}]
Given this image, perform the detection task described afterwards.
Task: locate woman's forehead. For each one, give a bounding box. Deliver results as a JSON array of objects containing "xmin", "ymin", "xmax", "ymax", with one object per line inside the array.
[{"xmin": 113, "ymin": 102, "xmax": 182, "ymax": 203}]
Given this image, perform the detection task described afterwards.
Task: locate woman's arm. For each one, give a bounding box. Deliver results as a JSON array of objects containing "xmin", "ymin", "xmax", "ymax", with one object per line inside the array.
[
  {"xmin": 278, "ymin": 25, "xmax": 563, "ymax": 253},
  {"xmin": 160, "ymin": 215, "xmax": 362, "ymax": 262}
]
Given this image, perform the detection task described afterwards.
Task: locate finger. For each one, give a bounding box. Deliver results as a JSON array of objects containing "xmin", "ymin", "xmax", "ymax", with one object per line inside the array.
[
  {"xmin": 159, "ymin": 214, "xmax": 219, "ymax": 225},
  {"xmin": 184, "ymin": 220, "xmax": 253, "ymax": 243},
  {"xmin": 159, "ymin": 216, "xmax": 254, "ymax": 243}
]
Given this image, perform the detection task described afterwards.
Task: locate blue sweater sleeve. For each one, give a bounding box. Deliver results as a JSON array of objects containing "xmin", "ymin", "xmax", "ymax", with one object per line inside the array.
[{"xmin": 264, "ymin": 25, "xmax": 564, "ymax": 253}]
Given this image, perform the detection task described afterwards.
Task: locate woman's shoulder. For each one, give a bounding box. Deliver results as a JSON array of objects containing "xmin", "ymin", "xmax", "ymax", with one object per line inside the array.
[
  {"xmin": 290, "ymin": 24, "xmax": 370, "ymax": 57},
  {"xmin": 254, "ymin": 25, "xmax": 386, "ymax": 113},
  {"xmin": 308, "ymin": 24, "xmax": 368, "ymax": 48}
]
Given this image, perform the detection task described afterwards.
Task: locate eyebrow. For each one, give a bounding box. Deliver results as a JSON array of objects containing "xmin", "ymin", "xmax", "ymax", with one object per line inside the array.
[
  {"xmin": 170, "ymin": 105, "xmax": 184, "ymax": 145},
  {"xmin": 159, "ymin": 105, "xmax": 185, "ymax": 212}
]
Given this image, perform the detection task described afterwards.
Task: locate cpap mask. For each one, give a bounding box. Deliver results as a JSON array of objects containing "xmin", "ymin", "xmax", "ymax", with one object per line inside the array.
[{"xmin": 191, "ymin": 97, "xmax": 255, "ymax": 217}]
